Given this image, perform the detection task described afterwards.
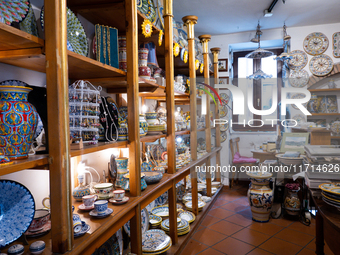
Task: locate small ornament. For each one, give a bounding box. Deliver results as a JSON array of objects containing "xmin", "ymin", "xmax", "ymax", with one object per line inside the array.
[
  {"xmin": 173, "ymin": 43, "xmax": 180, "ymax": 57},
  {"xmin": 142, "ymin": 19, "xmax": 153, "ymax": 38},
  {"xmin": 159, "ymin": 30, "xmax": 163, "ymax": 46},
  {"xmin": 195, "ymin": 59, "xmax": 200, "ymax": 70},
  {"xmin": 183, "ymin": 50, "xmax": 188, "ymax": 63},
  {"xmin": 200, "ymin": 63, "xmax": 204, "ymax": 73}
]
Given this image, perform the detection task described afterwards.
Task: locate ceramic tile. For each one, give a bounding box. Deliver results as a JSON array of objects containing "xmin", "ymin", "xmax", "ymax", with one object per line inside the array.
[
  {"xmin": 208, "ymin": 207, "xmax": 235, "ymax": 219},
  {"xmin": 274, "ymin": 228, "xmax": 314, "ymax": 247},
  {"xmin": 200, "ymin": 215, "xmax": 222, "ymax": 227},
  {"xmin": 287, "ymin": 221, "xmax": 316, "ymax": 236},
  {"xmin": 305, "ymin": 239, "xmax": 316, "ymax": 251},
  {"xmin": 180, "ymin": 239, "xmax": 209, "ymax": 255},
  {"xmin": 231, "ymin": 228, "xmax": 271, "ymax": 246},
  {"xmin": 248, "ymin": 222, "xmax": 284, "ymax": 236},
  {"xmin": 213, "ymin": 198, "xmax": 230, "ymax": 207},
  {"xmin": 195, "ymin": 225, "xmax": 206, "ymax": 233},
  {"xmin": 270, "ymin": 217, "xmax": 294, "ymax": 227},
  {"xmin": 246, "ymin": 248, "xmax": 275, "ymax": 255},
  {"xmin": 208, "ymin": 219, "xmax": 244, "ymax": 236},
  {"xmin": 225, "ymin": 213, "xmax": 253, "ymax": 227},
  {"xmin": 192, "ymin": 227, "xmax": 227, "ymax": 246},
  {"xmin": 221, "ymin": 202, "xmax": 249, "ymax": 213},
  {"xmin": 259, "ymin": 237, "xmax": 303, "ymax": 255},
  {"xmin": 198, "ymin": 247, "xmax": 226, "ymax": 255},
  {"xmin": 297, "ymin": 248, "xmax": 317, "ymax": 255},
  {"xmin": 233, "ymin": 197, "xmax": 250, "ymax": 206},
  {"xmin": 212, "ymin": 237, "xmax": 255, "ymax": 255}
]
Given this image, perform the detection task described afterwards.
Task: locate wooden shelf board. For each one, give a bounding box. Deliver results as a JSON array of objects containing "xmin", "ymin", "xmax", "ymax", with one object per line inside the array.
[
  {"xmin": 176, "ymin": 130, "xmax": 190, "ymax": 136},
  {"xmin": 0, "ymin": 23, "xmax": 44, "ymax": 51},
  {"xmin": 311, "ymin": 113, "xmax": 340, "ymax": 116},
  {"xmin": 140, "ymin": 133, "xmax": 166, "ymax": 142},
  {"xmin": 70, "ymin": 141, "xmax": 128, "ymax": 157},
  {"xmin": 0, "ymin": 155, "xmax": 49, "ymax": 176},
  {"xmin": 331, "ymin": 136, "xmax": 340, "ymax": 139},
  {"xmin": 140, "ymin": 85, "xmax": 189, "ymax": 98},
  {"xmin": 197, "ymin": 128, "xmax": 205, "ymax": 132},
  {"xmin": 309, "ymin": 88, "xmax": 340, "ymax": 92}
]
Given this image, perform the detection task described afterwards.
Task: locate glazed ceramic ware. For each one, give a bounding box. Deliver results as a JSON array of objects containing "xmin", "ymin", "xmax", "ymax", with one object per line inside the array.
[
  {"xmin": 94, "ymin": 200, "xmax": 108, "ymax": 215},
  {"xmin": 82, "ymin": 194, "xmax": 98, "ymax": 208},
  {"xmin": 72, "ymin": 214, "xmax": 82, "ymax": 233},
  {"xmin": 7, "ymin": 244, "xmax": 25, "ymax": 255},
  {"xmin": 28, "ymin": 209, "xmax": 50, "ymax": 232},
  {"xmin": 124, "ymin": 208, "xmax": 149, "ymax": 236},
  {"xmin": 247, "ymin": 171, "xmax": 273, "ymax": 223},
  {"xmin": 121, "ymin": 173, "xmax": 147, "ymax": 191},
  {"xmin": 284, "ymin": 189, "xmax": 301, "ymax": 215},
  {"xmin": 74, "ymin": 221, "xmax": 91, "ymax": 238},
  {"xmin": 142, "ymin": 171, "xmax": 163, "ymax": 184},
  {"xmin": 138, "ymin": 48, "xmax": 151, "ymax": 79},
  {"xmin": 115, "ymin": 157, "xmax": 128, "ymax": 188},
  {"xmin": 29, "ymin": 241, "xmax": 45, "ymax": 255},
  {"xmin": 93, "ymin": 183, "xmax": 114, "ymax": 199},
  {"xmin": 0, "ymin": 86, "xmax": 38, "ymax": 159},
  {"xmin": 139, "ymin": 114, "xmax": 148, "ymax": 136},
  {"xmin": 72, "ymin": 174, "xmax": 91, "ymax": 201},
  {"xmin": 113, "ymin": 190, "xmax": 125, "ymax": 201}
]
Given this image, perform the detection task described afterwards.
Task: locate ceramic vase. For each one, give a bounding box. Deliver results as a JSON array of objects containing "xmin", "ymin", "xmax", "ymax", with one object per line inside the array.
[
  {"xmin": 72, "ymin": 175, "xmax": 91, "ymax": 201},
  {"xmin": 118, "ymin": 126, "xmax": 128, "ymax": 141},
  {"xmin": 119, "ymin": 47, "xmax": 127, "ymax": 72},
  {"xmin": 284, "ymin": 189, "xmax": 301, "ymax": 215},
  {"xmin": 138, "ymin": 48, "xmax": 151, "ymax": 79},
  {"xmin": 247, "ymin": 173, "xmax": 273, "ymax": 223},
  {"xmin": 139, "ymin": 114, "xmax": 148, "ymax": 136},
  {"xmin": 0, "ymin": 85, "xmax": 38, "ymax": 159},
  {"xmin": 115, "ymin": 157, "xmax": 128, "ymax": 188}
]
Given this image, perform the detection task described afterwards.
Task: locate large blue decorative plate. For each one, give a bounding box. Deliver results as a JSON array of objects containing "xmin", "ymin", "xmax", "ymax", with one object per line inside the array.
[
  {"xmin": 0, "ymin": 180, "xmax": 35, "ymax": 248},
  {"xmin": 154, "ymin": 191, "xmax": 168, "ymax": 206},
  {"xmin": 123, "ymin": 208, "xmax": 149, "ymax": 236},
  {"xmin": 0, "ymin": 0, "xmax": 29, "ymax": 25},
  {"xmin": 40, "ymin": 6, "xmax": 88, "ymax": 57},
  {"xmin": 142, "ymin": 230, "xmax": 171, "ymax": 252}
]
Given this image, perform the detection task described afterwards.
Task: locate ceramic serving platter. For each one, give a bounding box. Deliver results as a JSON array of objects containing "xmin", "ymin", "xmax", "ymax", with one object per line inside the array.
[
  {"xmin": 0, "ymin": 180, "xmax": 35, "ymax": 247},
  {"xmin": 124, "ymin": 208, "xmax": 149, "ymax": 236},
  {"xmin": 89, "ymin": 208, "xmax": 113, "ymax": 218},
  {"xmin": 178, "ymin": 211, "xmax": 195, "ymax": 224},
  {"xmin": 319, "ymin": 183, "xmax": 340, "ymax": 192},
  {"xmin": 142, "ymin": 231, "xmax": 171, "ymax": 252},
  {"xmin": 74, "ymin": 221, "xmax": 90, "ymax": 238},
  {"xmin": 184, "ymin": 200, "xmax": 206, "ymax": 210}
]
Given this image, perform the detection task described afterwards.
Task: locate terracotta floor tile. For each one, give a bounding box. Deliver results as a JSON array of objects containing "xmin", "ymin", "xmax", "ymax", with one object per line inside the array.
[
  {"xmin": 192, "ymin": 227, "xmax": 227, "ymax": 246},
  {"xmin": 246, "ymin": 248, "xmax": 275, "ymax": 255},
  {"xmin": 297, "ymin": 248, "xmax": 316, "ymax": 255},
  {"xmin": 270, "ymin": 217, "xmax": 294, "ymax": 227},
  {"xmin": 213, "ymin": 198, "xmax": 230, "ymax": 207},
  {"xmin": 231, "ymin": 228, "xmax": 270, "ymax": 246},
  {"xmin": 305, "ymin": 239, "xmax": 315, "ymax": 251},
  {"xmin": 248, "ymin": 222, "xmax": 284, "ymax": 236},
  {"xmin": 198, "ymin": 248, "xmax": 226, "ymax": 255},
  {"xmin": 259, "ymin": 237, "xmax": 303, "ymax": 255},
  {"xmin": 212, "ymin": 237, "xmax": 255, "ymax": 255},
  {"xmin": 274, "ymin": 228, "xmax": 314, "ymax": 246},
  {"xmin": 221, "ymin": 202, "xmax": 249, "ymax": 213},
  {"xmin": 209, "ymin": 219, "xmax": 244, "ymax": 236},
  {"xmin": 238, "ymin": 208, "xmax": 253, "ymax": 217},
  {"xmin": 208, "ymin": 207, "xmax": 235, "ymax": 219},
  {"xmin": 234, "ymin": 197, "xmax": 250, "ymax": 206},
  {"xmin": 287, "ymin": 221, "xmax": 316, "ymax": 236},
  {"xmin": 180, "ymin": 239, "xmax": 209, "ymax": 255},
  {"xmin": 200, "ymin": 215, "xmax": 222, "ymax": 227},
  {"xmin": 225, "ymin": 213, "xmax": 253, "ymax": 227},
  {"xmin": 195, "ymin": 225, "xmax": 206, "ymax": 233},
  {"xmin": 218, "ymin": 193, "xmax": 241, "ymax": 202}
]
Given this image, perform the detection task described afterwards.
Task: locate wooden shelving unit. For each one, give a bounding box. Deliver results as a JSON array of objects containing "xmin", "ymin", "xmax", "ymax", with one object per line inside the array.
[
  {"xmin": 0, "ymin": 155, "xmax": 49, "ymax": 176},
  {"xmin": 311, "ymin": 113, "xmax": 340, "ymax": 116},
  {"xmin": 309, "ymin": 88, "xmax": 340, "ymax": 92}
]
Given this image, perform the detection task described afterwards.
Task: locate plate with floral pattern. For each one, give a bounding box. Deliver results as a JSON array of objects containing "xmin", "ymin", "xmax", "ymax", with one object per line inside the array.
[
  {"xmin": 289, "ymin": 69, "xmax": 309, "ymax": 87},
  {"xmin": 219, "ymin": 105, "xmax": 228, "ymax": 117},
  {"xmin": 330, "ymin": 120, "xmax": 340, "ymax": 135},
  {"xmin": 309, "ymin": 54, "xmax": 333, "ymax": 77},
  {"xmin": 142, "ymin": 231, "xmax": 171, "ymax": 252},
  {"xmin": 289, "ymin": 93, "xmax": 308, "ymax": 110},
  {"xmin": 292, "ymin": 114, "xmax": 306, "ymax": 125},
  {"xmin": 288, "ymin": 50, "xmax": 308, "ymax": 70},
  {"xmin": 124, "ymin": 208, "xmax": 149, "ymax": 236},
  {"xmin": 219, "ymin": 93, "xmax": 230, "ymax": 105},
  {"xmin": 332, "ymin": 32, "xmax": 340, "ymax": 58},
  {"xmin": 220, "ymin": 121, "xmax": 229, "ymax": 132},
  {"xmin": 303, "ymin": 32, "xmax": 329, "ymax": 55}
]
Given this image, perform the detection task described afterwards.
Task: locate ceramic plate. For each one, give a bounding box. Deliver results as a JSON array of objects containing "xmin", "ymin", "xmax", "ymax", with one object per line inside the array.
[
  {"xmin": 149, "ymin": 215, "xmax": 162, "ymax": 225},
  {"xmin": 176, "ymin": 183, "xmax": 185, "ymax": 201},
  {"xmin": 145, "ymin": 229, "xmax": 166, "ymax": 235},
  {"xmin": 151, "ymin": 205, "xmax": 169, "ymax": 217},
  {"xmin": 78, "ymin": 204, "xmax": 94, "ymax": 211},
  {"xmin": 138, "ymin": 0, "xmax": 156, "ymax": 23},
  {"xmin": 142, "ymin": 231, "xmax": 171, "ymax": 252},
  {"xmin": 74, "ymin": 221, "xmax": 90, "ymax": 238},
  {"xmin": 89, "ymin": 208, "xmax": 113, "ymax": 218},
  {"xmin": 146, "ymin": 200, "xmax": 156, "ymax": 213},
  {"xmin": 220, "ymin": 131, "xmax": 227, "ymax": 143},
  {"xmin": 289, "ymin": 70, "xmax": 309, "ymax": 88},
  {"xmin": 184, "ymin": 200, "xmax": 206, "ymax": 209},
  {"xmin": 290, "ymin": 93, "xmax": 308, "ymax": 110},
  {"xmin": 219, "ymin": 105, "xmax": 228, "ymax": 117},
  {"xmin": 154, "ymin": 191, "xmax": 168, "ymax": 206},
  {"xmin": 220, "ymin": 121, "xmax": 229, "ymax": 132},
  {"xmin": 219, "ymin": 93, "xmax": 230, "ymax": 105},
  {"xmin": 0, "ymin": 0, "xmax": 29, "ymax": 25},
  {"xmin": 25, "ymin": 221, "xmax": 51, "ymax": 238},
  {"xmin": 109, "ymin": 196, "xmax": 129, "ymax": 205},
  {"xmin": 303, "ymin": 32, "xmax": 328, "ymax": 55},
  {"xmin": 322, "ymin": 197, "xmax": 340, "ymax": 210},
  {"xmin": 164, "ymin": 217, "xmax": 181, "ymax": 228},
  {"xmin": 41, "ymin": 6, "xmax": 88, "ymax": 56},
  {"xmin": 322, "ymin": 193, "xmax": 340, "ymax": 204},
  {"xmin": 332, "ymin": 32, "xmax": 340, "ymax": 58},
  {"xmin": 246, "ymin": 171, "xmax": 272, "ymax": 179},
  {"xmin": 19, "ymin": 3, "xmax": 38, "ymax": 37},
  {"xmin": 161, "ymin": 218, "xmax": 188, "ymax": 231},
  {"xmin": 0, "ymin": 180, "xmax": 35, "ymax": 247},
  {"xmin": 124, "ymin": 208, "xmax": 149, "ymax": 236},
  {"xmin": 319, "ymin": 183, "xmax": 340, "ymax": 191},
  {"xmin": 197, "ymin": 168, "xmax": 215, "ymax": 183},
  {"xmin": 330, "ymin": 121, "xmax": 340, "ymax": 135},
  {"xmin": 178, "ymin": 211, "xmax": 195, "ymax": 224},
  {"xmin": 292, "ymin": 114, "xmax": 306, "ymax": 125},
  {"xmin": 182, "ymin": 193, "xmax": 202, "ymax": 202}
]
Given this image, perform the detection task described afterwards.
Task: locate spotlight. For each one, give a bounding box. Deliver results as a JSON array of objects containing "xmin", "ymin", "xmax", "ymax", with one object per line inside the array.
[{"xmin": 264, "ymin": 9, "xmax": 273, "ymax": 17}]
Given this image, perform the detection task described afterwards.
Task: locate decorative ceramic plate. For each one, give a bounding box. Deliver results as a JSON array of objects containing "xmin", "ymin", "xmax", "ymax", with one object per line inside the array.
[
  {"xmin": 149, "ymin": 215, "xmax": 162, "ymax": 225},
  {"xmin": 78, "ymin": 204, "xmax": 94, "ymax": 211},
  {"xmin": 145, "ymin": 229, "xmax": 166, "ymax": 235},
  {"xmin": 184, "ymin": 200, "xmax": 206, "ymax": 209},
  {"xmin": 142, "ymin": 231, "xmax": 171, "ymax": 252},
  {"xmin": 289, "ymin": 93, "xmax": 308, "ymax": 110},
  {"xmin": 151, "ymin": 144, "xmax": 165, "ymax": 160},
  {"xmin": 330, "ymin": 121, "xmax": 340, "ymax": 135},
  {"xmin": 41, "ymin": 6, "xmax": 88, "ymax": 56},
  {"xmin": 178, "ymin": 211, "xmax": 195, "ymax": 224},
  {"xmin": 146, "ymin": 200, "xmax": 155, "ymax": 213},
  {"xmin": 0, "ymin": 180, "xmax": 35, "ymax": 247},
  {"xmin": 182, "ymin": 193, "xmax": 202, "ymax": 202},
  {"xmin": 288, "ymin": 50, "xmax": 308, "ymax": 70},
  {"xmin": 322, "ymin": 197, "xmax": 340, "ymax": 210},
  {"xmin": 303, "ymin": 32, "xmax": 329, "ymax": 55},
  {"xmin": 19, "ymin": 3, "xmax": 38, "ymax": 37},
  {"xmin": 292, "ymin": 114, "xmax": 306, "ymax": 125},
  {"xmin": 322, "ymin": 193, "xmax": 340, "ymax": 204},
  {"xmin": 289, "ymin": 70, "xmax": 309, "ymax": 87},
  {"xmin": 109, "ymin": 196, "xmax": 129, "ymax": 205},
  {"xmin": 332, "ymin": 32, "xmax": 340, "ymax": 58},
  {"xmin": 74, "ymin": 221, "xmax": 90, "ymax": 238},
  {"xmin": 154, "ymin": 191, "xmax": 168, "ymax": 207},
  {"xmin": 89, "ymin": 208, "xmax": 113, "ymax": 218},
  {"xmin": 164, "ymin": 217, "xmax": 181, "ymax": 228},
  {"xmin": 197, "ymin": 167, "xmax": 215, "ymax": 183},
  {"xmin": 161, "ymin": 218, "xmax": 188, "ymax": 231},
  {"xmin": 176, "ymin": 183, "xmax": 185, "ymax": 201},
  {"xmin": 219, "ymin": 105, "xmax": 228, "ymax": 118},
  {"xmin": 219, "ymin": 92, "xmax": 230, "ymax": 105},
  {"xmin": 138, "ymin": 0, "xmax": 156, "ymax": 23},
  {"xmin": 319, "ymin": 183, "xmax": 340, "ymax": 192},
  {"xmin": 151, "ymin": 205, "xmax": 169, "ymax": 217},
  {"xmin": 220, "ymin": 131, "xmax": 227, "ymax": 143},
  {"xmin": 309, "ymin": 54, "xmax": 333, "ymax": 76},
  {"xmin": 25, "ymin": 221, "xmax": 51, "ymax": 238},
  {"xmin": 220, "ymin": 121, "xmax": 229, "ymax": 132},
  {"xmin": 124, "ymin": 208, "xmax": 149, "ymax": 236},
  {"xmin": 0, "ymin": 0, "xmax": 29, "ymax": 25}
]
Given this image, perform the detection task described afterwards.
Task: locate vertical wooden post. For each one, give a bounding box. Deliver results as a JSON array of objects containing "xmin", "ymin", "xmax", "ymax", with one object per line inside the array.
[
  {"xmin": 183, "ymin": 15, "xmax": 198, "ymax": 215},
  {"xmin": 164, "ymin": 0, "xmax": 178, "ymax": 244},
  {"xmin": 211, "ymin": 47, "xmax": 221, "ymax": 182},
  {"xmin": 126, "ymin": 0, "xmax": 141, "ymax": 253},
  {"xmin": 199, "ymin": 35, "xmax": 212, "ymax": 197},
  {"xmin": 45, "ymin": 0, "xmax": 72, "ymax": 252}
]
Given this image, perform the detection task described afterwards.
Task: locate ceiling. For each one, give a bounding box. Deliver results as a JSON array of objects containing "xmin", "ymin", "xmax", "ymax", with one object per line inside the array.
[{"xmin": 173, "ymin": 0, "xmax": 340, "ymax": 35}]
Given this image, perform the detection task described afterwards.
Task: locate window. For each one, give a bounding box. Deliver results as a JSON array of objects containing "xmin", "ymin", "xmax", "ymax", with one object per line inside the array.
[{"xmin": 232, "ymin": 49, "xmax": 283, "ymax": 131}]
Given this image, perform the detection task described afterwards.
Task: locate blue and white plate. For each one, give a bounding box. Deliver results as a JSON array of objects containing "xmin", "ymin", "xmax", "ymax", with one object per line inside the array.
[
  {"xmin": 74, "ymin": 221, "xmax": 90, "ymax": 238},
  {"xmin": 151, "ymin": 205, "xmax": 169, "ymax": 217},
  {"xmin": 142, "ymin": 231, "xmax": 171, "ymax": 252},
  {"xmin": 178, "ymin": 211, "xmax": 196, "ymax": 224},
  {"xmin": 89, "ymin": 208, "xmax": 113, "ymax": 218},
  {"xmin": 149, "ymin": 215, "xmax": 162, "ymax": 225},
  {"xmin": 123, "ymin": 208, "xmax": 149, "ymax": 236},
  {"xmin": 0, "ymin": 180, "xmax": 35, "ymax": 248},
  {"xmin": 146, "ymin": 200, "xmax": 155, "ymax": 213},
  {"xmin": 197, "ymin": 168, "xmax": 215, "ymax": 183},
  {"xmin": 154, "ymin": 191, "xmax": 168, "ymax": 206},
  {"xmin": 145, "ymin": 229, "xmax": 166, "ymax": 235},
  {"xmin": 182, "ymin": 193, "xmax": 202, "ymax": 203},
  {"xmin": 161, "ymin": 218, "xmax": 188, "ymax": 231},
  {"xmin": 185, "ymin": 200, "xmax": 206, "ymax": 210}
]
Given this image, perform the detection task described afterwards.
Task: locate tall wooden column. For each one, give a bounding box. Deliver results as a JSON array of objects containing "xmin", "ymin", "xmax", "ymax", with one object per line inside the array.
[
  {"xmin": 126, "ymin": 0, "xmax": 141, "ymax": 253},
  {"xmin": 211, "ymin": 47, "xmax": 221, "ymax": 182},
  {"xmin": 183, "ymin": 15, "xmax": 199, "ymax": 215},
  {"xmin": 45, "ymin": 0, "xmax": 72, "ymax": 252},
  {"xmin": 199, "ymin": 34, "xmax": 212, "ymax": 196},
  {"xmin": 164, "ymin": 0, "xmax": 178, "ymax": 244}
]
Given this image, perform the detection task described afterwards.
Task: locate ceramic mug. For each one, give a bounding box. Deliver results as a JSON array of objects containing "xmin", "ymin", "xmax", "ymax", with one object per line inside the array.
[
  {"xmin": 72, "ymin": 214, "xmax": 82, "ymax": 233},
  {"xmin": 82, "ymin": 194, "xmax": 98, "ymax": 208},
  {"xmin": 113, "ymin": 190, "xmax": 125, "ymax": 201},
  {"xmin": 94, "ymin": 200, "xmax": 108, "ymax": 215},
  {"xmin": 42, "ymin": 196, "xmax": 50, "ymax": 209}
]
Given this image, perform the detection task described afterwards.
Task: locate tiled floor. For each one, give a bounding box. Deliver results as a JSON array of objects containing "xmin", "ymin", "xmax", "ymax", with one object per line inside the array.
[{"xmin": 180, "ymin": 185, "xmax": 335, "ymax": 255}]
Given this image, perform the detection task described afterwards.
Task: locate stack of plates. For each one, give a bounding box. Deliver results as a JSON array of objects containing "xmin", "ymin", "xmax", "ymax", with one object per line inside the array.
[
  {"xmin": 142, "ymin": 230, "xmax": 172, "ymax": 255},
  {"xmin": 184, "ymin": 200, "xmax": 206, "ymax": 212},
  {"xmin": 319, "ymin": 183, "xmax": 340, "ymax": 210},
  {"xmin": 178, "ymin": 211, "xmax": 196, "ymax": 224},
  {"xmin": 149, "ymin": 215, "xmax": 162, "ymax": 228},
  {"xmin": 150, "ymin": 204, "xmax": 182, "ymax": 218},
  {"xmin": 161, "ymin": 218, "xmax": 190, "ymax": 236},
  {"xmin": 147, "ymin": 124, "xmax": 166, "ymax": 135},
  {"xmin": 182, "ymin": 193, "xmax": 202, "ymax": 203}
]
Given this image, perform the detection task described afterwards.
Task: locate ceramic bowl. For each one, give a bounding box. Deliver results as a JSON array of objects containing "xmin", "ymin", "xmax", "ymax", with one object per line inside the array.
[
  {"xmin": 145, "ymin": 112, "xmax": 158, "ymax": 120},
  {"xmin": 153, "ymin": 166, "xmax": 165, "ymax": 173},
  {"xmin": 29, "ymin": 241, "xmax": 46, "ymax": 255},
  {"xmin": 142, "ymin": 171, "xmax": 163, "ymax": 184},
  {"xmin": 28, "ymin": 209, "xmax": 50, "ymax": 232},
  {"xmin": 8, "ymin": 244, "xmax": 24, "ymax": 255},
  {"xmin": 93, "ymin": 183, "xmax": 114, "ymax": 199}
]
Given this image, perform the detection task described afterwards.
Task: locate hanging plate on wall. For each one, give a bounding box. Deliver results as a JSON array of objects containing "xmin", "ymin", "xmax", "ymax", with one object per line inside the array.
[
  {"xmin": 289, "ymin": 69, "xmax": 309, "ymax": 87},
  {"xmin": 303, "ymin": 32, "xmax": 329, "ymax": 55},
  {"xmin": 287, "ymin": 50, "xmax": 308, "ymax": 70},
  {"xmin": 309, "ymin": 54, "xmax": 334, "ymax": 76}
]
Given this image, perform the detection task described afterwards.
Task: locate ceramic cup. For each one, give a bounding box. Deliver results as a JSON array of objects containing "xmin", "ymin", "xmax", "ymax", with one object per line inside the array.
[
  {"xmin": 94, "ymin": 200, "xmax": 108, "ymax": 215},
  {"xmin": 82, "ymin": 194, "xmax": 98, "ymax": 208},
  {"xmin": 72, "ymin": 214, "xmax": 82, "ymax": 233},
  {"xmin": 28, "ymin": 209, "xmax": 50, "ymax": 232},
  {"xmin": 113, "ymin": 190, "xmax": 125, "ymax": 201},
  {"xmin": 42, "ymin": 196, "xmax": 50, "ymax": 209}
]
